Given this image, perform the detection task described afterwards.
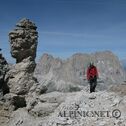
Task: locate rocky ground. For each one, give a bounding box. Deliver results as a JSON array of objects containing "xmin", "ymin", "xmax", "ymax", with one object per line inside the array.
[
  {"xmin": 109, "ymin": 83, "xmax": 126, "ymax": 96},
  {"xmin": 6, "ymin": 88, "xmax": 126, "ymax": 126}
]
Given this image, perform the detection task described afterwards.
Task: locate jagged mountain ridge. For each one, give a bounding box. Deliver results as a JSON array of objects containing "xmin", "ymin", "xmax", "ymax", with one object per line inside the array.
[{"xmin": 34, "ymin": 51, "xmax": 126, "ymax": 92}]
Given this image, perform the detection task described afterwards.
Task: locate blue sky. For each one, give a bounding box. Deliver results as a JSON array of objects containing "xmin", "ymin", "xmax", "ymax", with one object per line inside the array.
[{"xmin": 0, "ymin": 0, "xmax": 126, "ymax": 63}]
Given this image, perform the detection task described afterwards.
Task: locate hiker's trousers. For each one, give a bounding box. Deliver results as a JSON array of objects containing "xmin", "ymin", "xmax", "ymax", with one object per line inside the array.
[{"xmin": 89, "ymin": 77, "xmax": 97, "ymax": 93}]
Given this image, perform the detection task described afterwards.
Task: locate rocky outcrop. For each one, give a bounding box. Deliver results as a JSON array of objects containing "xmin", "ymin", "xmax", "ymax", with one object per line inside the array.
[
  {"xmin": 3, "ymin": 93, "xmax": 26, "ymax": 111},
  {"xmin": 34, "ymin": 51, "xmax": 126, "ymax": 92},
  {"xmin": 0, "ymin": 19, "xmax": 39, "ymax": 126},
  {"xmin": 9, "ymin": 18, "xmax": 38, "ymax": 63},
  {"xmin": 0, "ymin": 51, "xmax": 9, "ymax": 99},
  {"xmin": 38, "ymin": 90, "xmax": 126, "ymax": 126},
  {"xmin": 0, "ymin": 51, "xmax": 9, "ymax": 126},
  {"xmin": 5, "ymin": 58, "xmax": 38, "ymax": 95},
  {"xmin": 5, "ymin": 18, "xmax": 38, "ymax": 95},
  {"xmin": 7, "ymin": 90, "xmax": 126, "ymax": 126}
]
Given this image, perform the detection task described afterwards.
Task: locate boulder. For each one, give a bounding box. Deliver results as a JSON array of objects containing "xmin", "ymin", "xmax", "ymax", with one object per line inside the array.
[{"xmin": 3, "ymin": 93, "xmax": 26, "ymax": 111}]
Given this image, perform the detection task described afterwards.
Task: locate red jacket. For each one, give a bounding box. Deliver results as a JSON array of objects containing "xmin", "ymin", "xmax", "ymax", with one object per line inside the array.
[{"xmin": 87, "ymin": 65, "xmax": 98, "ymax": 80}]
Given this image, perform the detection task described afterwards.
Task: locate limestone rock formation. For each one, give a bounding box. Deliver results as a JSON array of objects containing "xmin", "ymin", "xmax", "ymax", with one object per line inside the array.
[
  {"xmin": 5, "ymin": 58, "xmax": 37, "ymax": 95},
  {"xmin": 0, "ymin": 52, "xmax": 9, "ymax": 99},
  {"xmin": 9, "ymin": 18, "xmax": 38, "ymax": 63},
  {"xmin": 5, "ymin": 18, "xmax": 38, "ymax": 95},
  {"xmin": 38, "ymin": 91, "xmax": 126, "ymax": 126},
  {"xmin": 3, "ymin": 93, "xmax": 26, "ymax": 111},
  {"xmin": 7, "ymin": 90, "xmax": 126, "ymax": 126},
  {"xmin": 34, "ymin": 51, "xmax": 126, "ymax": 92}
]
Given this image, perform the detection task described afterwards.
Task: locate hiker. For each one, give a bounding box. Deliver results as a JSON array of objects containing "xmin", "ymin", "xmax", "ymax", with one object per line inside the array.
[{"xmin": 87, "ymin": 62, "xmax": 98, "ymax": 93}]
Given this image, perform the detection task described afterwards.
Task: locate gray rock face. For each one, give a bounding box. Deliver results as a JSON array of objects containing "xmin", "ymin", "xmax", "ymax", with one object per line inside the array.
[
  {"xmin": 38, "ymin": 91, "xmax": 126, "ymax": 126},
  {"xmin": 0, "ymin": 53, "xmax": 9, "ymax": 98},
  {"xmin": 7, "ymin": 90, "xmax": 126, "ymax": 126},
  {"xmin": 26, "ymin": 92, "xmax": 71, "ymax": 117},
  {"xmin": 9, "ymin": 18, "xmax": 38, "ymax": 63},
  {"xmin": 3, "ymin": 93, "xmax": 26, "ymax": 111},
  {"xmin": 5, "ymin": 18, "xmax": 38, "ymax": 95},
  {"xmin": 5, "ymin": 58, "xmax": 37, "ymax": 95},
  {"xmin": 34, "ymin": 51, "xmax": 126, "ymax": 92}
]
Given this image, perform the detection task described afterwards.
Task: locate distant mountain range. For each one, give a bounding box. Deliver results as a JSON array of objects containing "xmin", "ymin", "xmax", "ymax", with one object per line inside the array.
[{"xmin": 34, "ymin": 51, "xmax": 126, "ymax": 92}]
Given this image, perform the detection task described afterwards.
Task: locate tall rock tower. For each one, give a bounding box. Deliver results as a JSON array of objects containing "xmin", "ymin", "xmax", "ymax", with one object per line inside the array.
[
  {"xmin": 5, "ymin": 18, "xmax": 38, "ymax": 95},
  {"xmin": 9, "ymin": 18, "xmax": 38, "ymax": 63}
]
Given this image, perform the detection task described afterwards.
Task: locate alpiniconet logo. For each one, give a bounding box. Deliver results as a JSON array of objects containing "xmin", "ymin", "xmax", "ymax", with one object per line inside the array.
[{"xmin": 58, "ymin": 109, "xmax": 121, "ymax": 119}]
